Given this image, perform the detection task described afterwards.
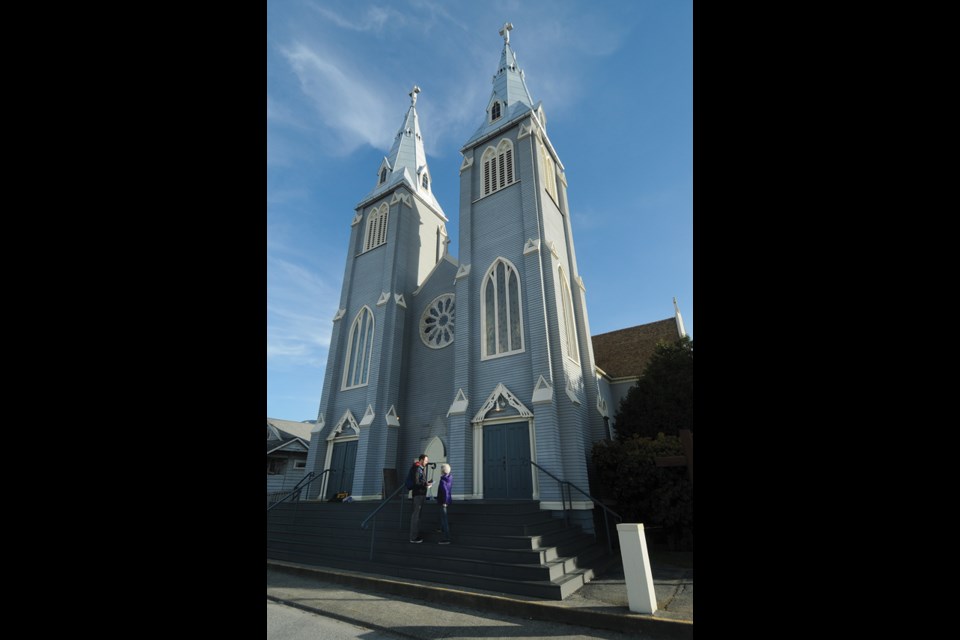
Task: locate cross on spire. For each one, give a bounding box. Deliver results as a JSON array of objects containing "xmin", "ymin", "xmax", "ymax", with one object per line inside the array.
[
  {"xmin": 409, "ymin": 85, "xmax": 420, "ymax": 106},
  {"xmin": 499, "ymin": 22, "xmax": 513, "ymax": 44}
]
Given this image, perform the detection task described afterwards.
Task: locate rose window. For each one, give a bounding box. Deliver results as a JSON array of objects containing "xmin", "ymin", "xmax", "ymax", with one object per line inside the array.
[{"xmin": 420, "ymin": 294, "xmax": 455, "ymax": 348}]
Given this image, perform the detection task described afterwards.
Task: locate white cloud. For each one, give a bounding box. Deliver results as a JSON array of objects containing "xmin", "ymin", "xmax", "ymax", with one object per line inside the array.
[
  {"xmin": 307, "ymin": 2, "xmax": 405, "ymax": 32},
  {"xmin": 267, "ymin": 253, "xmax": 340, "ymax": 368},
  {"xmin": 280, "ymin": 42, "xmax": 394, "ymax": 153}
]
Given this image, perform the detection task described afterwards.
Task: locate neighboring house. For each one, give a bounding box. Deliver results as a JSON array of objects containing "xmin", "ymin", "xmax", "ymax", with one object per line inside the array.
[
  {"xmin": 591, "ymin": 301, "xmax": 687, "ymax": 438},
  {"xmin": 266, "ymin": 418, "xmax": 316, "ymax": 495},
  {"xmin": 300, "ymin": 27, "xmax": 689, "ymax": 533}
]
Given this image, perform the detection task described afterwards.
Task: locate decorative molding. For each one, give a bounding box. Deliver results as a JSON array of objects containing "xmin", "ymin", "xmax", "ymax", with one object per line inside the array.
[
  {"xmin": 547, "ymin": 241, "xmax": 559, "ymax": 260},
  {"xmin": 385, "ymin": 405, "xmax": 400, "ymax": 427},
  {"xmin": 311, "ymin": 415, "xmax": 325, "ymax": 433},
  {"xmin": 327, "ymin": 409, "xmax": 360, "ymax": 441},
  {"xmin": 597, "ymin": 394, "xmax": 608, "ymax": 418},
  {"xmin": 359, "ymin": 404, "xmax": 375, "ymax": 427},
  {"xmin": 558, "ymin": 170, "xmax": 568, "ymax": 187},
  {"xmin": 459, "ymin": 156, "xmax": 474, "ymax": 173},
  {"xmin": 565, "ymin": 376, "xmax": 582, "ymax": 406},
  {"xmin": 518, "ymin": 119, "xmax": 535, "ymax": 139},
  {"xmin": 332, "ymin": 308, "xmax": 346, "ymax": 321},
  {"xmin": 447, "ymin": 388, "xmax": 468, "ymax": 417},
  {"xmin": 394, "ymin": 293, "xmax": 407, "ymax": 309},
  {"xmin": 390, "ymin": 190, "xmax": 412, "ymax": 207},
  {"xmin": 576, "ymin": 275, "xmax": 586, "ymax": 292},
  {"xmin": 532, "ymin": 375, "xmax": 554, "ymax": 404},
  {"xmin": 352, "ymin": 212, "xmax": 363, "ymax": 226},
  {"xmin": 455, "ymin": 263, "xmax": 471, "ymax": 281},
  {"xmin": 472, "ymin": 383, "xmax": 533, "ymax": 423},
  {"xmin": 377, "ymin": 291, "xmax": 390, "ymax": 306},
  {"xmin": 523, "ymin": 238, "xmax": 540, "ymax": 255}
]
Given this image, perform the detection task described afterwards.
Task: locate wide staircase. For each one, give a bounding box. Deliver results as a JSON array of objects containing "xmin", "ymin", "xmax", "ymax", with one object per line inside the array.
[{"xmin": 267, "ymin": 499, "xmax": 619, "ymax": 600}]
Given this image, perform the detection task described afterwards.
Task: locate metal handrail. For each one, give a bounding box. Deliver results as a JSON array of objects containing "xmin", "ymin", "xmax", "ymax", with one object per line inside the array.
[
  {"xmin": 527, "ymin": 459, "xmax": 571, "ymax": 525},
  {"xmin": 266, "ymin": 469, "xmax": 330, "ymax": 512},
  {"xmin": 525, "ymin": 459, "xmax": 623, "ymax": 553},
  {"xmin": 360, "ymin": 482, "xmax": 410, "ymax": 561},
  {"xmin": 563, "ymin": 478, "xmax": 623, "ymax": 554}
]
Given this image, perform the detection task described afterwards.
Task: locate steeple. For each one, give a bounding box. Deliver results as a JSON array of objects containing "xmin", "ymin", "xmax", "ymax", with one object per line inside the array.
[
  {"xmin": 493, "ymin": 22, "xmax": 534, "ymax": 111},
  {"xmin": 362, "ymin": 86, "xmax": 444, "ymax": 216},
  {"xmin": 673, "ymin": 297, "xmax": 688, "ymax": 338},
  {"xmin": 462, "ymin": 22, "xmax": 537, "ymax": 148}
]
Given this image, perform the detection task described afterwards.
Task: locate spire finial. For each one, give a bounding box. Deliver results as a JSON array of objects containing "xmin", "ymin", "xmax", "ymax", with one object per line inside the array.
[
  {"xmin": 409, "ymin": 85, "xmax": 420, "ymax": 106},
  {"xmin": 673, "ymin": 297, "xmax": 687, "ymax": 338},
  {"xmin": 499, "ymin": 22, "xmax": 513, "ymax": 45}
]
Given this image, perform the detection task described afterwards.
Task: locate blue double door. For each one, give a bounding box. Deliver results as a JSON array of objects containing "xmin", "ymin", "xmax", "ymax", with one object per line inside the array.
[
  {"xmin": 326, "ymin": 440, "xmax": 357, "ymax": 500},
  {"xmin": 483, "ymin": 421, "xmax": 532, "ymax": 499}
]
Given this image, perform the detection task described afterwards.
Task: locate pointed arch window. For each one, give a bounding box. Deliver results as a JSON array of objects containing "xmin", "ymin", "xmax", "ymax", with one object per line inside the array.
[
  {"xmin": 558, "ymin": 266, "xmax": 580, "ymax": 363},
  {"xmin": 541, "ymin": 143, "xmax": 558, "ymax": 204},
  {"xmin": 422, "ymin": 173, "xmax": 429, "ymax": 190},
  {"xmin": 491, "ymin": 101, "xmax": 502, "ymax": 121},
  {"xmin": 481, "ymin": 139, "xmax": 515, "ymax": 197},
  {"xmin": 342, "ymin": 307, "xmax": 375, "ymax": 389},
  {"xmin": 481, "ymin": 258, "xmax": 524, "ymax": 359},
  {"xmin": 379, "ymin": 167, "xmax": 387, "ymax": 184},
  {"xmin": 364, "ymin": 204, "xmax": 389, "ymax": 252}
]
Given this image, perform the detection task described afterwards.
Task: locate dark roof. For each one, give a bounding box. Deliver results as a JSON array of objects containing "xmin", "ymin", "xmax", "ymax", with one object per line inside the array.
[{"xmin": 591, "ymin": 318, "xmax": 681, "ymax": 379}]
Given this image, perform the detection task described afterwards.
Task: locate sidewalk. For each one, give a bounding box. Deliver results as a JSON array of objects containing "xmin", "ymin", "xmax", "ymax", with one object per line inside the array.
[{"xmin": 267, "ymin": 546, "xmax": 692, "ymax": 639}]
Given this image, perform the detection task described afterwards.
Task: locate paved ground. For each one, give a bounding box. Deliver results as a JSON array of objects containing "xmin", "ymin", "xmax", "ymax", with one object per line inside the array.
[{"xmin": 267, "ymin": 546, "xmax": 692, "ymax": 639}]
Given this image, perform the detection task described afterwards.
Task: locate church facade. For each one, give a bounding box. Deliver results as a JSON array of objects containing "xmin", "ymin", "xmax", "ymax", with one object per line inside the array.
[{"xmin": 304, "ymin": 25, "xmax": 615, "ymax": 528}]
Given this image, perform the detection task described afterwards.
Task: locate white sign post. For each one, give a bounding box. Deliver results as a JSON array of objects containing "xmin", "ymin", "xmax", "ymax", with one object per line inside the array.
[{"xmin": 616, "ymin": 523, "xmax": 658, "ymax": 614}]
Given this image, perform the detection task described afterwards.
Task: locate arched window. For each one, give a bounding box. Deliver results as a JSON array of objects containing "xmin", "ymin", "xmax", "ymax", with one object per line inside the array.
[
  {"xmin": 422, "ymin": 173, "xmax": 429, "ymax": 190},
  {"xmin": 541, "ymin": 143, "xmax": 558, "ymax": 203},
  {"xmin": 558, "ymin": 266, "xmax": 579, "ymax": 363},
  {"xmin": 491, "ymin": 101, "xmax": 502, "ymax": 121},
  {"xmin": 481, "ymin": 139, "xmax": 515, "ymax": 197},
  {"xmin": 364, "ymin": 204, "xmax": 389, "ymax": 252},
  {"xmin": 481, "ymin": 258, "xmax": 524, "ymax": 358},
  {"xmin": 379, "ymin": 167, "xmax": 387, "ymax": 184},
  {"xmin": 342, "ymin": 306, "xmax": 375, "ymax": 389}
]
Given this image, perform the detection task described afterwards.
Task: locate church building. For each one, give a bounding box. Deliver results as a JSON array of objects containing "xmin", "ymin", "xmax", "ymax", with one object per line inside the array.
[{"xmin": 303, "ymin": 24, "xmax": 655, "ymax": 531}]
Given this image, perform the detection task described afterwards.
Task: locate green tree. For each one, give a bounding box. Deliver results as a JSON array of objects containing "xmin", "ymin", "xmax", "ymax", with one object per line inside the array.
[{"xmin": 614, "ymin": 336, "xmax": 692, "ymax": 440}]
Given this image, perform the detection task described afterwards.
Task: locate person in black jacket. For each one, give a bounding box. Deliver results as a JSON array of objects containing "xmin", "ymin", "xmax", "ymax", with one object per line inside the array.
[{"xmin": 407, "ymin": 454, "xmax": 433, "ymax": 543}]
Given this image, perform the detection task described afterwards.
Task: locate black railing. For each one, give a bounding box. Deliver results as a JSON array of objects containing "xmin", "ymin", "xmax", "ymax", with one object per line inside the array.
[
  {"xmin": 525, "ymin": 459, "xmax": 623, "ymax": 554},
  {"xmin": 359, "ymin": 482, "xmax": 410, "ymax": 561},
  {"xmin": 266, "ymin": 469, "xmax": 330, "ymax": 512}
]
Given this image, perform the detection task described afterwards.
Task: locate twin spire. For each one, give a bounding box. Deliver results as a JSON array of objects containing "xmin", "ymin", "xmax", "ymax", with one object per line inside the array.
[{"xmin": 365, "ymin": 23, "xmax": 534, "ymax": 208}]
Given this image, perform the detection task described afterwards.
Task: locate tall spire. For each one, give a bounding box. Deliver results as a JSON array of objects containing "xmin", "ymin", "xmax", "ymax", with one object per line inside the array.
[
  {"xmin": 362, "ymin": 85, "xmax": 443, "ymax": 215},
  {"xmin": 492, "ymin": 22, "xmax": 533, "ymax": 111},
  {"xmin": 673, "ymin": 297, "xmax": 687, "ymax": 338},
  {"xmin": 462, "ymin": 22, "xmax": 536, "ymax": 148}
]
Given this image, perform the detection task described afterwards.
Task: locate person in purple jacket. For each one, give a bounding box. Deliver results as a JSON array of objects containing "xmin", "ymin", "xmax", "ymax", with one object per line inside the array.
[{"xmin": 436, "ymin": 463, "xmax": 453, "ymax": 544}]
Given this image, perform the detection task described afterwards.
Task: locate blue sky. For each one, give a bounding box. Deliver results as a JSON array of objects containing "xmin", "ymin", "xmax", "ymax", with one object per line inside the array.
[{"xmin": 267, "ymin": 0, "xmax": 692, "ymax": 422}]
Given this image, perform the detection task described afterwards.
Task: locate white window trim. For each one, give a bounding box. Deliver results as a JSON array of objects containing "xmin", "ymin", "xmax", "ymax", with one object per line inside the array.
[
  {"xmin": 541, "ymin": 141, "xmax": 559, "ymax": 205},
  {"xmin": 293, "ymin": 460, "xmax": 307, "ymax": 470},
  {"xmin": 479, "ymin": 139, "xmax": 517, "ymax": 199},
  {"xmin": 480, "ymin": 258, "xmax": 525, "ymax": 361},
  {"xmin": 341, "ymin": 306, "xmax": 375, "ymax": 390},
  {"xmin": 362, "ymin": 203, "xmax": 389, "ymax": 253},
  {"xmin": 558, "ymin": 266, "xmax": 580, "ymax": 364},
  {"xmin": 490, "ymin": 100, "xmax": 502, "ymax": 122}
]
